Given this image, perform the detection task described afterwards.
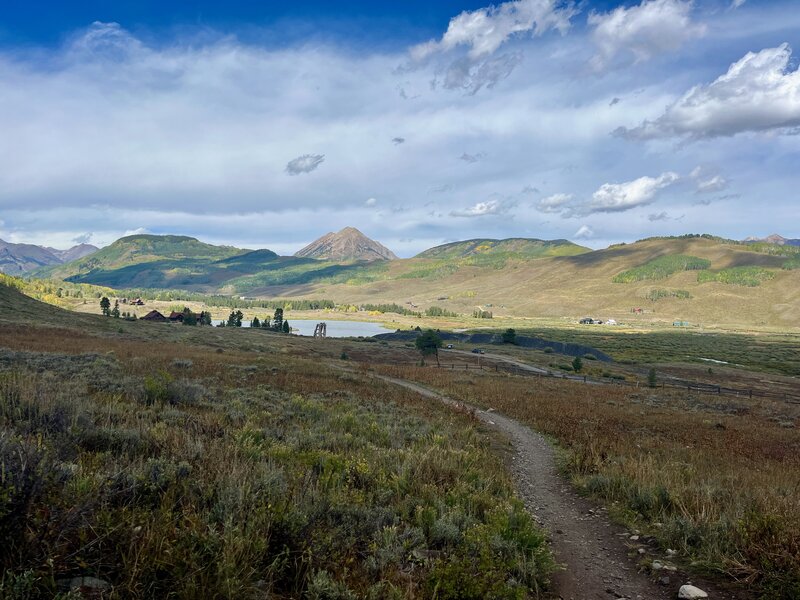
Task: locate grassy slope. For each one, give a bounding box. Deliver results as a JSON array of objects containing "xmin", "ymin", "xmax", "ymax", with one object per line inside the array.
[
  {"xmin": 23, "ymin": 235, "xmax": 800, "ymax": 329},
  {"xmin": 0, "ymin": 282, "xmax": 553, "ymax": 598},
  {"xmin": 249, "ymin": 237, "xmax": 800, "ymax": 330}
]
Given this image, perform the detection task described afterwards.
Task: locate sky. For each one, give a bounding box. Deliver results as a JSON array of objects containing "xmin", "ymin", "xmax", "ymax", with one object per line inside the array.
[{"xmin": 0, "ymin": 0, "xmax": 798, "ymax": 256}]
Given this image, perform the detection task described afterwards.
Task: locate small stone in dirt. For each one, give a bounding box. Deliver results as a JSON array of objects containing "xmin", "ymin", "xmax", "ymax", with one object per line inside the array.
[
  {"xmin": 678, "ymin": 584, "xmax": 708, "ymax": 599},
  {"xmin": 637, "ymin": 548, "xmax": 646, "ymax": 554},
  {"xmin": 659, "ymin": 576, "xmax": 671, "ymax": 586},
  {"xmin": 651, "ymin": 561, "xmax": 664, "ymax": 570},
  {"xmin": 630, "ymin": 535, "xmax": 640, "ymax": 541},
  {"xmin": 666, "ymin": 549, "xmax": 677, "ymax": 556}
]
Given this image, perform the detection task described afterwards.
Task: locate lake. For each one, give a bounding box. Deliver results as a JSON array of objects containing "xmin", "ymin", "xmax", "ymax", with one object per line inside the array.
[{"xmin": 213, "ymin": 319, "xmax": 392, "ymax": 338}]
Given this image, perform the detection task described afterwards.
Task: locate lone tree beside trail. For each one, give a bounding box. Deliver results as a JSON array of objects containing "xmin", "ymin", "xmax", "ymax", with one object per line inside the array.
[
  {"xmin": 282, "ymin": 320, "xmax": 290, "ymax": 334},
  {"xmin": 111, "ymin": 300, "xmax": 121, "ymax": 319},
  {"xmin": 251, "ymin": 316, "xmax": 261, "ymax": 328},
  {"xmin": 502, "ymin": 328, "xmax": 516, "ymax": 344},
  {"xmin": 415, "ymin": 329, "xmax": 443, "ymax": 366},
  {"xmin": 572, "ymin": 356, "xmax": 583, "ymax": 373},
  {"xmin": 100, "ymin": 297, "xmax": 111, "ymax": 316}
]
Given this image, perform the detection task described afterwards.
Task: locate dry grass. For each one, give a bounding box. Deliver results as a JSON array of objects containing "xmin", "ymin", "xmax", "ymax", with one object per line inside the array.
[
  {"xmin": 371, "ymin": 364, "xmax": 800, "ymax": 598},
  {"xmin": 0, "ymin": 322, "xmax": 553, "ymax": 599}
]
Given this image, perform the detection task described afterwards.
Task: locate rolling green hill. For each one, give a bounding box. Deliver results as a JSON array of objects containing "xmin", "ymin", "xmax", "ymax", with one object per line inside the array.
[
  {"xmin": 416, "ymin": 237, "xmax": 589, "ymax": 260},
  {"xmin": 23, "ymin": 233, "xmax": 800, "ymax": 329}
]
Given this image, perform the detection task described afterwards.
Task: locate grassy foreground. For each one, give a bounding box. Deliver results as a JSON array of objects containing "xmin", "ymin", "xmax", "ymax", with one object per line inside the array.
[
  {"xmin": 0, "ymin": 326, "xmax": 552, "ymax": 599},
  {"xmin": 373, "ymin": 365, "xmax": 800, "ymax": 599}
]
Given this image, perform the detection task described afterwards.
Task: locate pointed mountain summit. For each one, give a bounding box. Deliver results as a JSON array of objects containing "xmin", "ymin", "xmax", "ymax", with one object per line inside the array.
[{"xmin": 295, "ymin": 227, "xmax": 398, "ymax": 261}]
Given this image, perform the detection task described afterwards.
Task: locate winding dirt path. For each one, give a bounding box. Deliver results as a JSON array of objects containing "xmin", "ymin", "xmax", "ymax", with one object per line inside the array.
[{"xmin": 377, "ymin": 374, "xmax": 753, "ymax": 600}]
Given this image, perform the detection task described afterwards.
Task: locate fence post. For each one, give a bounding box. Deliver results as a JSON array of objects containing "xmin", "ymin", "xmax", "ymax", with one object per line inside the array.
[
  {"xmin": 717, "ymin": 386, "xmax": 721, "ymax": 395},
  {"xmin": 749, "ymin": 389, "xmax": 752, "ymax": 399},
  {"xmin": 584, "ymin": 375, "xmax": 587, "ymax": 383}
]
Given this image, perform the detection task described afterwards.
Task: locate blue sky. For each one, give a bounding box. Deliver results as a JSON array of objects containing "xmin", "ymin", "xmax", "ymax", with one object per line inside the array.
[{"xmin": 0, "ymin": 0, "xmax": 798, "ymax": 255}]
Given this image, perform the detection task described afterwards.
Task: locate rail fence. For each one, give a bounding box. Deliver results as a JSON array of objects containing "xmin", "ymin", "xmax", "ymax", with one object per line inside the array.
[{"xmin": 428, "ymin": 360, "xmax": 800, "ymax": 404}]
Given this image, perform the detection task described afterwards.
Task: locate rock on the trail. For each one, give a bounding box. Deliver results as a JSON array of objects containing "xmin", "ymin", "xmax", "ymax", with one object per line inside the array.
[{"xmin": 678, "ymin": 584, "xmax": 708, "ymax": 599}]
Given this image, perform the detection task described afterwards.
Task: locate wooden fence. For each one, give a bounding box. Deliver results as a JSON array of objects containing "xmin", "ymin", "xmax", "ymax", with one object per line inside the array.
[{"xmin": 430, "ymin": 361, "xmax": 800, "ymax": 404}]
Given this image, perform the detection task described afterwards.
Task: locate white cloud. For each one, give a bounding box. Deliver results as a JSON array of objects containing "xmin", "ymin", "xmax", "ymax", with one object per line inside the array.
[
  {"xmin": 450, "ymin": 199, "xmax": 512, "ymax": 217},
  {"xmin": 574, "ymin": 225, "xmax": 594, "ymax": 239},
  {"xmin": 124, "ymin": 227, "xmax": 149, "ymax": 236},
  {"xmin": 580, "ymin": 172, "xmax": 679, "ymax": 214},
  {"xmin": 731, "ymin": 0, "xmax": 746, "ymax": 8},
  {"xmin": 616, "ymin": 44, "xmax": 800, "ymax": 139},
  {"xmin": 286, "ymin": 154, "xmax": 325, "ymax": 175},
  {"xmin": 410, "ymin": 0, "xmax": 576, "ymax": 95},
  {"xmin": 365, "ymin": 198, "xmax": 377, "ymax": 206},
  {"xmin": 589, "ymin": 0, "xmax": 705, "ymax": 71},
  {"xmin": 696, "ymin": 174, "xmax": 728, "ymax": 193},
  {"xmin": 410, "ymin": 0, "xmax": 576, "ymax": 61},
  {"xmin": 535, "ymin": 193, "xmax": 573, "ymax": 213}
]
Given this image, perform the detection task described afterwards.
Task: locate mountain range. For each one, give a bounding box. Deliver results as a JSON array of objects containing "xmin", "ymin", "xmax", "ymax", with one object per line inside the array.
[
  {"xmin": 7, "ymin": 229, "xmax": 800, "ymax": 328},
  {"xmin": 0, "ymin": 239, "xmax": 97, "ymax": 275}
]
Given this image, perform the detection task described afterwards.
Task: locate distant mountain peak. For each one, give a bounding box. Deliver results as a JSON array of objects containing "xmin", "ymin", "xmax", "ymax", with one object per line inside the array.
[
  {"xmin": 0, "ymin": 239, "xmax": 98, "ymax": 275},
  {"xmin": 295, "ymin": 227, "xmax": 398, "ymax": 261},
  {"xmin": 744, "ymin": 234, "xmax": 800, "ymax": 246}
]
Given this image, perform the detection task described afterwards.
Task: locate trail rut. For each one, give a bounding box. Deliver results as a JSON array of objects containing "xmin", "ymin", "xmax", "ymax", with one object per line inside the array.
[{"xmin": 377, "ymin": 375, "xmax": 753, "ymax": 600}]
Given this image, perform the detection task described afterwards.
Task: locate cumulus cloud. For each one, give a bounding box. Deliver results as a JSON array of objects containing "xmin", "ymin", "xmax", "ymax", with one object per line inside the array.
[
  {"xmin": 573, "ymin": 225, "xmax": 594, "ymax": 239},
  {"xmin": 410, "ymin": 0, "xmax": 576, "ymax": 61},
  {"xmin": 616, "ymin": 44, "xmax": 800, "ymax": 139},
  {"xmin": 450, "ymin": 198, "xmax": 512, "ymax": 217},
  {"xmin": 285, "ymin": 154, "xmax": 325, "ymax": 176},
  {"xmin": 410, "ymin": 0, "xmax": 576, "ymax": 94},
  {"xmin": 575, "ymin": 172, "xmax": 680, "ymax": 215},
  {"xmin": 648, "ymin": 211, "xmax": 670, "ymax": 221},
  {"xmin": 365, "ymin": 198, "xmax": 377, "ymax": 206},
  {"xmin": 589, "ymin": 0, "xmax": 705, "ymax": 71},
  {"xmin": 535, "ymin": 193, "xmax": 573, "ymax": 213}
]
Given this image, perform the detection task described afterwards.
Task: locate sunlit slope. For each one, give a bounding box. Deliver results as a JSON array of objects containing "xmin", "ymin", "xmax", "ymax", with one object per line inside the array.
[{"xmin": 246, "ymin": 236, "xmax": 800, "ymax": 328}]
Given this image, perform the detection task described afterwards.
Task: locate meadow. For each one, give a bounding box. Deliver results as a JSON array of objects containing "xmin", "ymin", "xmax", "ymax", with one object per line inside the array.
[
  {"xmin": 372, "ymin": 364, "xmax": 800, "ymax": 599},
  {"xmin": 0, "ymin": 325, "xmax": 552, "ymax": 599}
]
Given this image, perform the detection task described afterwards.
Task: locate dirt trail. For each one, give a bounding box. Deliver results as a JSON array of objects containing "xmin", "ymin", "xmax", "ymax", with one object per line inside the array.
[{"xmin": 377, "ymin": 374, "xmax": 752, "ymax": 600}]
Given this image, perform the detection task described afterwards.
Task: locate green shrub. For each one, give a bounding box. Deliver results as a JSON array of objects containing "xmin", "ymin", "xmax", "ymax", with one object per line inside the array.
[
  {"xmin": 646, "ymin": 289, "xmax": 692, "ymax": 301},
  {"xmin": 613, "ymin": 255, "xmax": 711, "ymax": 283},
  {"xmin": 697, "ymin": 266, "xmax": 776, "ymax": 287}
]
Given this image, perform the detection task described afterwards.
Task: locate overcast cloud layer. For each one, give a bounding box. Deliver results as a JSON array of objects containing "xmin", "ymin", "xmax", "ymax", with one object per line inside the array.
[{"xmin": 0, "ymin": 0, "xmax": 799, "ymax": 255}]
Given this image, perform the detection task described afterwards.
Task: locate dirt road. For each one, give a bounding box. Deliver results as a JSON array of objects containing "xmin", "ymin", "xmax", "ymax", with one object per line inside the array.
[{"xmin": 377, "ymin": 374, "xmax": 753, "ymax": 600}]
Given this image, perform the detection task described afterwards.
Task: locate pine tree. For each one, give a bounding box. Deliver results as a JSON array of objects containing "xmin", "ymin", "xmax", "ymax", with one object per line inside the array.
[
  {"xmin": 235, "ymin": 310, "xmax": 244, "ymax": 327},
  {"xmin": 111, "ymin": 300, "xmax": 120, "ymax": 318},
  {"xmin": 100, "ymin": 297, "xmax": 111, "ymax": 316},
  {"xmin": 282, "ymin": 320, "xmax": 290, "ymax": 333},
  {"xmin": 272, "ymin": 308, "xmax": 284, "ymax": 332},
  {"xmin": 251, "ymin": 316, "xmax": 261, "ymax": 328}
]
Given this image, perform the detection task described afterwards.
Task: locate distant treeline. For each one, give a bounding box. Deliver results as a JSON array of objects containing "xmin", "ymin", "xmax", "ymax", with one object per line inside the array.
[
  {"xmin": 116, "ymin": 288, "xmax": 335, "ymax": 310},
  {"xmin": 360, "ymin": 303, "xmax": 421, "ymax": 316}
]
